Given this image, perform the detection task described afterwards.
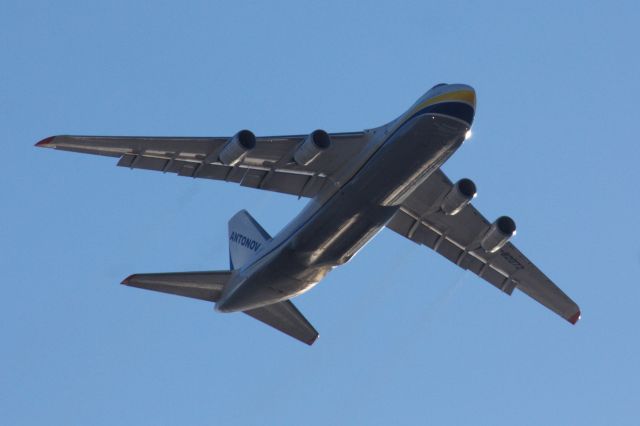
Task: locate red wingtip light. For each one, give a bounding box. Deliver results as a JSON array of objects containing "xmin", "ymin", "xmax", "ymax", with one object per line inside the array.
[
  {"xmin": 121, "ymin": 275, "xmax": 135, "ymax": 285},
  {"xmin": 569, "ymin": 311, "xmax": 581, "ymax": 325},
  {"xmin": 35, "ymin": 136, "xmax": 56, "ymax": 147}
]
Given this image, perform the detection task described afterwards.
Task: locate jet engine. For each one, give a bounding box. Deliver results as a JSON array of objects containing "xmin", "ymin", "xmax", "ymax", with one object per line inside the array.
[
  {"xmin": 441, "ymin": 178, "xmax": 476, "ymax": 215},
  {"xmin": 294, "ymin": 130, "xmax": 331, "ymax": 166},
  {"xmin": 480, "ymin": 216, "xmax": 516, "ymax": 253},
  {"xmin": 218, "ymin": 130, "xmax": 256, "ymax": 166}
]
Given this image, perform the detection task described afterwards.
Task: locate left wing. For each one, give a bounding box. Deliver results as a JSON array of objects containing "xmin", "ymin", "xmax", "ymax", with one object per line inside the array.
[
  {"xmin": 386, "ymin": 169, "xmax": 580, "ymax": 324},
  {"xmin": 36, "ymin": 132, "xmax": 369, "ymax": 198}
]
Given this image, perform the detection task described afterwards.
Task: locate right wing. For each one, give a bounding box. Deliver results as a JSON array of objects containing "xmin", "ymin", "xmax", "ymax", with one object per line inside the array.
[
  {"xmin": 36, "ymin": 132, "xmax": 370, "ymax": 198},
  {"xmin": 387, "ymin": 169, "xmax": 580, "ymax": 324}
]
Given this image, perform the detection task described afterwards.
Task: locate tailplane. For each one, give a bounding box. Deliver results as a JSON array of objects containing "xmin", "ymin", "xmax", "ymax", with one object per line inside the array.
[
  {"xmin": 121, "ymin": 211, "xmax": 318, "ymax": 345},
  {"xmin": 244, "ymin": 300, "xmax": 319, "ymax": 345},
  {"xmin": 122, "ymin": 271, "xmax": 232, "ymax": 302},
  {"xmin": 228, "ymin": 209, "xmax": 271, "ymax": 270}
]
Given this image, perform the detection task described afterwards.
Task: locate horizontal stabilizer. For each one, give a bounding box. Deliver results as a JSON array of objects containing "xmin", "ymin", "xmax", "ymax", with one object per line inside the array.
[
  {"xmin": 244, "ymin": 300, "xmax": 319, "ymax": 345},
  {"xmin": 122, "ymin": 271, "xmax": 232, "ymax": 302}
]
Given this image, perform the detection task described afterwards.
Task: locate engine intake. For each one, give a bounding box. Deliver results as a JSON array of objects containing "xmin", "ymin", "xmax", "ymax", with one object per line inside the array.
[
  {"xmin": 480, "ymin": 216, "xmax": 516, "ymax": 253},
  {"xmin": 218, "ymin": 130, "xmax": 256, "ymax": 166},
  {"xmin": 294, "ymin": 130, "xmax": 331, "ymax": 166},
  {"xmin": 441, "ymin": 178, "xmax": 476, "ymax": 215}
]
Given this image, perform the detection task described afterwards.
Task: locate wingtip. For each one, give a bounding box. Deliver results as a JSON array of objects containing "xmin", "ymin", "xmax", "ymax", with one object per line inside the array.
[
  {"xmin": 121, "ymin": 274, "xmax": 135, "ymax": 285},
  {"xmin": 306, "ymin": 334, "xmax": 320, "ymax": 346},
  {"xmin": 568, "ymin": 311, "xmax": 581, "ymax": 325},
  {"xmin": 35, "ymin": 136, "xmax": 56, "ymax": 148}
]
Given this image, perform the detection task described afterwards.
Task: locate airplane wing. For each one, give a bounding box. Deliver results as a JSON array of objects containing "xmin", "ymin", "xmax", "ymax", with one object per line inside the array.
[
  {"xmin": 386, "ymin": 169, "xmax": 581, "ymax": 324},
  {"xmin": 35, "ymin": 131, "xmax": 370, "ymax": 198}
]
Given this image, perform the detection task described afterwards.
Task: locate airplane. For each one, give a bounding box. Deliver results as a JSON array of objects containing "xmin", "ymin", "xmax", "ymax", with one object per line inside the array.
[{"xmin": 36, "ymin": 83, "xmax": 580, "ymax": 345}]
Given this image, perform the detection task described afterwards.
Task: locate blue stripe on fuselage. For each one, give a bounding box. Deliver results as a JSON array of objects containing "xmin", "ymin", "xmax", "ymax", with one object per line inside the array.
[{"xmin": 407, "ymin": 101, "xmax": 475, "ymax": 127}]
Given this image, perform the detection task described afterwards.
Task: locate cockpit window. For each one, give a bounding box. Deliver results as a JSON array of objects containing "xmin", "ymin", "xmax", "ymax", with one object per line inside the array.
[{"xmin": 430, "ymin": 83, "xmax": 447, "ymax": 90}]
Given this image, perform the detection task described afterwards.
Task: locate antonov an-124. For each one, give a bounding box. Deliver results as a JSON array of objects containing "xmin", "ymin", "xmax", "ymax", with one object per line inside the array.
[{"xmin": 36, "ymin": 83, "xmax": 580, "ymax": 345}]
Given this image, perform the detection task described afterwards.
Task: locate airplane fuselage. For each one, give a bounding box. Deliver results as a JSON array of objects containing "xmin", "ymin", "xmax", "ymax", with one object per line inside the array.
[{"xmin": 216, "ymin": 85, "xmax": 474, "ymax": 312}]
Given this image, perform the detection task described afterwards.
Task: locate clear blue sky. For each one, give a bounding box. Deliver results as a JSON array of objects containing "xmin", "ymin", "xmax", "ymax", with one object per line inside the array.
[{"xmin": 2, "ymin": 1, "xmax": 639, "ymax": 424}]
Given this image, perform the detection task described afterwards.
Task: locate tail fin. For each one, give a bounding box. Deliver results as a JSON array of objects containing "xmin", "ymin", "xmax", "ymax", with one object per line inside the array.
[{"xmin": 228, "ymin": 210, "xmax": 271, "ymax": 270}]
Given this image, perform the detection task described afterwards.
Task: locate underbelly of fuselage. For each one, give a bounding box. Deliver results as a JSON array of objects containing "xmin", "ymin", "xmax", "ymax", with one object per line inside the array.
[{"xmin": 217, "ymin": 114, "xmax": 468, "ymax": 312}]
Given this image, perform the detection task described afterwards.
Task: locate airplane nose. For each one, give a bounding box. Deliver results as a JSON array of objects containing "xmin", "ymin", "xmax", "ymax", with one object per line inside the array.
[
  {"xmin": 426, "ymin": 83, "xmax": 476, "ymax": 108},
  {"xmin": 421, "ymin": 84, "xmax": 476, "ymax": 126}
]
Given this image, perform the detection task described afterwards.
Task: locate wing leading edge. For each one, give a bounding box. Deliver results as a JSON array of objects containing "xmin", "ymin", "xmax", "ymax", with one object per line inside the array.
[{"xmin": 387, "ymin": 169, "xmax": 580, "ymax": 324}]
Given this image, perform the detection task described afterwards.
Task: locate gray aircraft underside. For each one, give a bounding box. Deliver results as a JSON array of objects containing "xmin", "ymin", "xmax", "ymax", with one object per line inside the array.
[{"xmin": 36, "ymin": 83, "xmax": 580, "ymax": 345}]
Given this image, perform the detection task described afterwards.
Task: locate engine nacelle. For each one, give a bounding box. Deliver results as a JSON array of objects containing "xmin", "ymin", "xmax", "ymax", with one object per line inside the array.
[
  {"xmin": 480, "ymin": 216, "xmax": 516, "ymax": 253},
  {"xmin": 294, "ymin": 130, "xmax": 331, "ymax": 166},
  {"xmin": 218, "ymin": 130, "xmax": 256, "ymax": 166},
  {"xmin": 441, "ymin": 178, "xmax": 476, "ymax": 215}
]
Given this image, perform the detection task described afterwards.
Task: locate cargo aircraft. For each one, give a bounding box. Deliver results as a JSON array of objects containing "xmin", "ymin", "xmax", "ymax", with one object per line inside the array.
[{"xmin": 36, "ymin": 83, "xmax": 580, "ymax": 345}]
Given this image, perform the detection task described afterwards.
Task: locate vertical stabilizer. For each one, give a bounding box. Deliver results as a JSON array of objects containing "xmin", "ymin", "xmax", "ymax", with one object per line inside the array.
[{"xmin": 228, "ymin": 210, "xmax": 271, "ymax": 270}]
